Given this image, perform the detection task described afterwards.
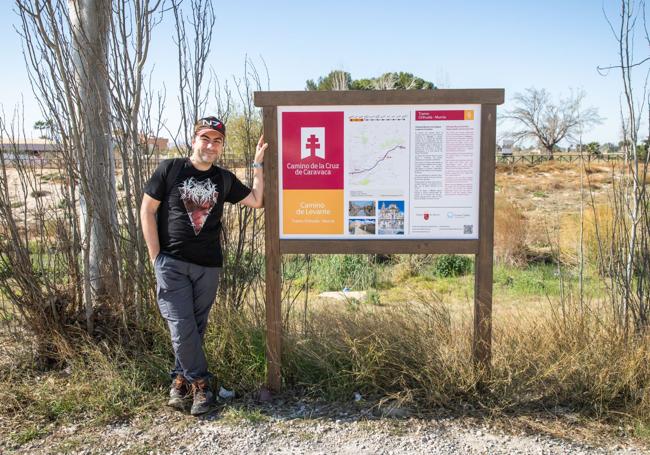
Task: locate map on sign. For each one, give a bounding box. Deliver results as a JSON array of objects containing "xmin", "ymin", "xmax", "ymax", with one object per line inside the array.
[
  {"xmin": 347, "ymin": 113, "xmax": 409, "ymax": 188},
  {"xmin": 278, "ymin": 105, "xmax": 481, "ymax": 240}
]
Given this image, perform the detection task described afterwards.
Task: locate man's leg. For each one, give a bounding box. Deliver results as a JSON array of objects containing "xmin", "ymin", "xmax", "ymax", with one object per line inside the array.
[
  {"xmin": 190, "ymin": 263, "xmax": 222, "ymax": 341},
  {"xmin": 155, "ymin": 255, "xmax": 210, "ymax": 401},
  {"xmin": 184, "ymin": 262, "xmax": 221, "ymax": 415}
]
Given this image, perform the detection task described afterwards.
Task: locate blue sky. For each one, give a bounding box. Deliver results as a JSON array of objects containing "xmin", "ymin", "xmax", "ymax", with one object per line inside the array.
[{"xmin": 0, "ymin": 1, "xmax": 642, "ymax": 144}]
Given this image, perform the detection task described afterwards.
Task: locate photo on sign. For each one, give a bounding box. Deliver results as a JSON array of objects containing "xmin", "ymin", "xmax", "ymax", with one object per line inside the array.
[
  {"xmin": 348, "ymin": 218, "xmax": 376, "ymax": 235},
  {"xmin": 348, "ymin": 200, "xmax": 376, "ymax": 217},
  {"xmin": 377, "ymin": 200, "xmax": 405, "ymax": 235}
]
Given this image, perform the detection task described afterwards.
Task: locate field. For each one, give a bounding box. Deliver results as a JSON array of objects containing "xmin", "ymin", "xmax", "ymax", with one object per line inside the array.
[{"xmin": 1, "ymin": 160, "xmax": 649, "ymax": 453}]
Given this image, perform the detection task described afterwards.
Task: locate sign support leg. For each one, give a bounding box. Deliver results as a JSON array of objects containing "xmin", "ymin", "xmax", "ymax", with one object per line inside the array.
[
  {"xmin": 263, "ymin": 106, "xmax": 282, "ymax": 392},
  {"xmin": 472, "ymin": 104, "xmax": 496, "ymax": 374}
]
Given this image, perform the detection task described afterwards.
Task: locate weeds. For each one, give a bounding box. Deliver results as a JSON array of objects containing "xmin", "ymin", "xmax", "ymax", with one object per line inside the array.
[
  {"xmin": 1, "ymin": 338, "xmax": 168, "ymax": 429},
  {"xmin": 429, "ymin": 254, "xmax": 473, "ymax": 278},
  {"xmin": 1, "ymin": 262, "xmax": 649, "ymax": 443},
  {"xmin": 10, "ymin": 425, "xmax": 49, "ymax": 445},
  {"xmin": 221, "ymin": 407, "xmax": 268, "ymax": 424},
  {"xmin": 308, "ymin": 255, "xmax": 378, "ymax": 291}
]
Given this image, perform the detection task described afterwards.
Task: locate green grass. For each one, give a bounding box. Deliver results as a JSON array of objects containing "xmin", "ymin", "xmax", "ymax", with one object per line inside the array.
[
  {"xmin": 635, "ymin": 421, "xmax": 650, "ymax": 439},
  {"xmin": 493, "ymin": 263, "xmax": 605, "ymax": 298},
  {"xmin": 221, "ymin": 407, "xmax": 268, "ymax": 424},
  {"xmin": 10, "ymin": 424, "xmax": 49, "ymax": 445},
  {"xmin": 289, "ymin": 254, "xmax": 379, "ymax": 292},
  {"xmin": 2, "ymin": 342, "xmax": 169, "ymax": 432}
]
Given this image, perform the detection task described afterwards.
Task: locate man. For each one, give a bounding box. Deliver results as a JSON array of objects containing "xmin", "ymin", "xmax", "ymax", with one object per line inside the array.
[{"xmin": 140, "ymin": 116, "xmax": 266, "ymax": 415}]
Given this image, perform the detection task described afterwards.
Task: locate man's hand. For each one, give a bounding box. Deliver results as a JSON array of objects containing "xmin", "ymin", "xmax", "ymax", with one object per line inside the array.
[
  {"xmin": 254, "ymin": 134, "xmax": 268, "ymax": 165},
  {"xmin": 149, "ymin": 250, "xmax": 160, "ymax": 265},
  {"xmin": 240, "ymin": 135, "xmax": 267, "ymax": 209}
]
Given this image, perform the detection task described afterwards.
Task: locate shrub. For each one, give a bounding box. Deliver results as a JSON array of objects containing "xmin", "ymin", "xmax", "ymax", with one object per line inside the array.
[
  {"xmin": 365, "ymin": 288, "xmax": 381, "ymax": 306},
  {"xmin": 310, "ymin": 254, "xmax": 377, "ymax": 291},
  {"xmin": 30, "ymin": 190, "xmax": 50, "ymax": 199},
  {"xmin": 430, "ymin": 254, "xmax": 472, "ymax": 277}
]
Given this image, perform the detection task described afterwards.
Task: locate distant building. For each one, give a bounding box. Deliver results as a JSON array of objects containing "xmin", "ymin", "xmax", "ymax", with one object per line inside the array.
[
  {"xmin": 501, "ymin": 139, "xmax": 514, "ymax": 156},
  {"xmin": 0, "ymin": 137, "xmax": 60, "ymax": 163},
  {"xmin": 140, "ymin": 135, "xmax": 169, "ymax": 152}
]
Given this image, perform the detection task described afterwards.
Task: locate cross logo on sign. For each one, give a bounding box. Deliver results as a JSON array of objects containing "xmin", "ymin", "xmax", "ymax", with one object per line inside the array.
[{"xmin": 300, "ymin": 127, "xmax": 325, "ymax": 160}]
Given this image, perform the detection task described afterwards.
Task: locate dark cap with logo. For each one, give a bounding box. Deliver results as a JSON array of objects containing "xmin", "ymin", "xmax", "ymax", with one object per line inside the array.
[{"xmin": 194, "ymin": 116, "xmax": 226, "ymax": 137}]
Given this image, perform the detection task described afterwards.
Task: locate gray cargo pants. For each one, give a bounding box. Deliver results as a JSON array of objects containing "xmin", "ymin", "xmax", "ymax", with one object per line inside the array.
[{"xmin": 154, "ymin": 252, "xmax": 222, "ymax": 383}]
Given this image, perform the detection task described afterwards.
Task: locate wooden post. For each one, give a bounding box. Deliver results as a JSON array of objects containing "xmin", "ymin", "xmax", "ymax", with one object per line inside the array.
[
  {"xmin": 473, "ymin": 104, "xmax": 497, "ymax": 372},
  {"xmin": 263, "ymin": 107, "xmax": 282, "ymax": 391}
]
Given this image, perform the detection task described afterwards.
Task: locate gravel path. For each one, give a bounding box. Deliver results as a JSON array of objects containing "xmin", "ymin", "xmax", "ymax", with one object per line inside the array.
[{"xmin": 6, "ymin": 401, "xmax": 648, "ymax": 455}]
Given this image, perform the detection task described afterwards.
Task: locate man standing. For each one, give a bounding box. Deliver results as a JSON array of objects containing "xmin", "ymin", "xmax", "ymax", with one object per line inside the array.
[{"xmin": 140, "ymin": 117, "xmax": 266, "ymax": 415}]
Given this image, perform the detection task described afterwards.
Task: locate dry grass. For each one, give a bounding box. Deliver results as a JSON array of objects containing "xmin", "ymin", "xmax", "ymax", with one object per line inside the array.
[
  {"xmin": 280, "ymin": 293, "xmax": 650, "ymax": 428},
  {"xmin": 494, "ymin": 161, "xmax": 618, "ymax": 262},
  {"xmin": 2, "ymin": 159, "xmax": 650, "ymax": 448},
  {"xmin": 494, "ymin": 195, "xmax": 528, "ymax": 265},
  {"xmin": 559, "ymin": 204, "xmax": 615, "ymax": 266},
  {"xmin": 1, "ymin": 272, "xmax": 649, "ymax": 446}
]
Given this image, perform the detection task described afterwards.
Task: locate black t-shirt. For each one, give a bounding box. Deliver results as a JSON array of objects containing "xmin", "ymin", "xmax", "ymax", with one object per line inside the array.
[{"xmin": 144, "ymin": 158, "xmax": 251, "ymax": 267}]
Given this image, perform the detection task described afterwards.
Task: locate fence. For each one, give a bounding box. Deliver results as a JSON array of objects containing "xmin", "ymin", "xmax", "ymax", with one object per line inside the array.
[{"xmin": 496, "ymin": 153, "xmax": 624, "ymax": 165}]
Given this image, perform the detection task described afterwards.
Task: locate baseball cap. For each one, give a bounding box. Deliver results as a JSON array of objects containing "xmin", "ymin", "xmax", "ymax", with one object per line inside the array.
[{"xmin": 194, "ymin": 116, "xmax": 226, "ymax": 138}]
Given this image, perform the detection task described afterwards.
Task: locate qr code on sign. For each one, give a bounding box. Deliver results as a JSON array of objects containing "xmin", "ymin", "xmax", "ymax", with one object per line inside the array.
[{"xmin": 464, "ymin": 225, "xmax": 473, "ymax": 234}]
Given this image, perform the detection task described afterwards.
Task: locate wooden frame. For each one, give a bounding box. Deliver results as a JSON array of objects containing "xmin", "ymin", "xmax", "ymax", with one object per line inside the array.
[{"xmin": 255, "ymin": 89, "xmax": 504, "ymax": 391}]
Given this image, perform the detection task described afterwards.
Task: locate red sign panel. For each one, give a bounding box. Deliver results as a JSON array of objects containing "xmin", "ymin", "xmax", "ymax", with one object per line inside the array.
[
  {"xmin": 415, "ymin": 110, "xmax": 465, "ymax": 121},
  {"xmin": 282, "ymin": 111, "xmax": 344, "ymax": 189}
]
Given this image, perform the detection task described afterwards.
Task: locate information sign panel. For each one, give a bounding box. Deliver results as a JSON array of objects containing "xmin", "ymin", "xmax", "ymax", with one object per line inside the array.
[{"xmin": 278, "ymin": 105, "xmax": 481, "ymax": 239}]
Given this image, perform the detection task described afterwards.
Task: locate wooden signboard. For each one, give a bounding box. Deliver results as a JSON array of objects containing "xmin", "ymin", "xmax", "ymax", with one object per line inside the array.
[{"xmin": 254, "ymin": 89, "xmax": 504, "ymax": 391}]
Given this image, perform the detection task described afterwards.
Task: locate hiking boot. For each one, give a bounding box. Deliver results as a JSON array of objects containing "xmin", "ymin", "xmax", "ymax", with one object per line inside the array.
[
  {"xmin": 167, "ymin": 375, "xmax": 191, "ymax": 410},
  {"xmin": 190, "ymin": 378, "xmax": 215, "ymax": 416}
]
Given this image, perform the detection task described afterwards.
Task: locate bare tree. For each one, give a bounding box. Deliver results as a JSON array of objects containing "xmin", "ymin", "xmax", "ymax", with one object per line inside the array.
[
  {"xmin": 14, "ymin": 0, "xmax": 166, "ymax": 335},
  {"xmin": 68, "ymin": 0, "xmax": 120, "ymax": 331},
  {"xmin": 504, "ymin": 87, "xmax": 601, "ymax": 159},
  {"xmin": 597, "ymin": 0, "xmax": 650, "ymax": 334},
  {"xmin": 171, "ymin": 0, "xmax": 215, "ymax": 150},
  {"xmin": 16, "ymin": 0, "xmax": 118, "ymax": 332},
  {"xmin": 108, "ymin": 0, "xmax": 165, "ymax": 325}
]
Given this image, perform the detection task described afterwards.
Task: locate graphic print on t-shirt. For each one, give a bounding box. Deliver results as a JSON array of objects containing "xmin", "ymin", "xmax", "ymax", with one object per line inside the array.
[{"xmin": 179, "ymin": 177, "xmax": 219, "ymax": 235}]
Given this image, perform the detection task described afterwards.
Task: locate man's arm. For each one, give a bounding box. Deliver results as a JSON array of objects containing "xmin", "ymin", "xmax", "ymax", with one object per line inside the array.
[
  {"xmin": 239, "ymin": 166, "xmax": 264, "ymax": 208},
  {"xmin": 140, "ymin": 193, "xmax": 162, "ymax": 263},
  {"xmin": 240, "ymin": 135, "xmax": 267, "ymax": 209}
]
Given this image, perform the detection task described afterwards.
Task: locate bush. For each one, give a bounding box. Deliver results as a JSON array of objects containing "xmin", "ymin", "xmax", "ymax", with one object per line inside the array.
[
  {"xmin": 310, "ymin": 255, "xmax": 377, "ymax": 291},
  {"xmin": 430, "ymin": 254, "xmax": 472, "ymax": 277},
  {"xmin": 30, "ymin": 190, "xmax": 50, "ymax": 199}
]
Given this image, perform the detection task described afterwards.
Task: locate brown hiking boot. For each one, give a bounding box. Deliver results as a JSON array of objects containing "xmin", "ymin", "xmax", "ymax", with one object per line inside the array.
[
  {"xmin": 190, "ymin": 378, "xmax": 215, "ymax": 416},
  {"xmin": 167, "ymin": 375, "xmax": 191, "ymax": 410}
]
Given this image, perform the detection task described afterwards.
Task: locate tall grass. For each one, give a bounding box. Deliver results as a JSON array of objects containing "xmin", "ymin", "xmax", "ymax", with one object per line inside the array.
[
  {"xmin": 3, "ymin": 281, "xmax": 648, "ymax": 432},
  {"xmin": 494, "ymin": 195, "xmax": 528, "ymax": 265}
]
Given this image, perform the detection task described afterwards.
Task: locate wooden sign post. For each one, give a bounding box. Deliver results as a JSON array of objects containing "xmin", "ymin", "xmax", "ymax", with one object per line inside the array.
[{"xmin": 255, "ymin": 89, "xmax": 504, "ymax": 391}]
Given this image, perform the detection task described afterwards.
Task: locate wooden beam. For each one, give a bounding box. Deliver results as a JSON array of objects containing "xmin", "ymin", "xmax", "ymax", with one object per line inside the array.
[
  {"xmin": 254, "ymin": 89, "xmax": 505, "ymax": 107},
  {"xmin": 280, "ymin": 239, "xmax": 479, "ymax": 255}
]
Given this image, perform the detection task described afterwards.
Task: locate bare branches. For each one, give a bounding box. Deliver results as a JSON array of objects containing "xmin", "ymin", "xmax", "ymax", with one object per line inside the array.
[
  {"xmin": 171, "ymin": 0, "xmax": 215, "ymax": 150},
  {"xmin": 12, "ymin": 0, "xmax": 164, "ymax": 338},
  {"xmin": 502, "ymin": 87, "xmax": 601, "ymax": 158},
  {"xmin": 597, "ymin": 0, "xmax": 650, "ymax": 334}
]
